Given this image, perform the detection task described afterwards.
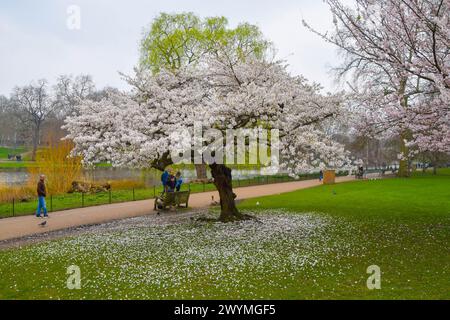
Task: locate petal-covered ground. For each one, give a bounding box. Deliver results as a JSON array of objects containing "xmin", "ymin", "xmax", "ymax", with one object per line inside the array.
[{"xmin": 1, "ymin": 210, "xmax": 365, "ymax": 299}]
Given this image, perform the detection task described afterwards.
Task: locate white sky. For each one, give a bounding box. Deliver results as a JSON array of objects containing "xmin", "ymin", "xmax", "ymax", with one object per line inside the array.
[{"xmin": 0, "ymin": 0, "xmax": 343, "ymax": 95}]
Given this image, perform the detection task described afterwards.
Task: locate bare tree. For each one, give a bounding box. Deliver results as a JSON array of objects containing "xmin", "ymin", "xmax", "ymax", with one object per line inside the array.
[
  {"xmin": 0, "ymin": 96, "xmax": 10, "ymax": 145},
  {"xmin": 10, "ymin": 80, "xmax": 57, "ymax": 160},
  {"xmin": 54, "ymin": 74, "xmax": 95, "ymax": 118},
  {"xmin": 88, "ymin": 86, "xmax": 120, "ymax": 102}
]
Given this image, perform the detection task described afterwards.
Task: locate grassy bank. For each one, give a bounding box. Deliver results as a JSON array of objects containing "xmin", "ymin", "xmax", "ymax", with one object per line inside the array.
[{"xmin": 0, "ymin": 147, "xmax": 27, "ymax": 159}]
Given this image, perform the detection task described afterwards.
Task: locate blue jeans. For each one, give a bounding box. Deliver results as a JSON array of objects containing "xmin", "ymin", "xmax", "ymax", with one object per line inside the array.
[{"xmin": 36, "ymin": 196, "xmax": 48, "ymax": 217}]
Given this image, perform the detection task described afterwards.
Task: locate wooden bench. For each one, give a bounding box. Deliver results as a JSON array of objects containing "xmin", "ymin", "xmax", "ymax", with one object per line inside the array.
[{"xmin": 154, "ymin": 191, "xmax": 190, "ymax": 211}]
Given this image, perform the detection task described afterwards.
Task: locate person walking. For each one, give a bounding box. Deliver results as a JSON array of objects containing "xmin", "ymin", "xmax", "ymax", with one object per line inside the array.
[
  {"xmin": 319, "ymin": 170, "xmax": 323, "ymax": 182},
  {"xmin": 36, "ymin": 175, "xmax": 48, "ymax": 218}
]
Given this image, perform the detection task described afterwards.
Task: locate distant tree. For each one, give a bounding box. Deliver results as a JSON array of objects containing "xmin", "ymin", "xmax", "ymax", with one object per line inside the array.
[
  {"xmin": 88, "ymin": 86, "xmax": 120, "ymax": 102},
  {"xmin": 10, "ymin": 80, "xmax": 57, "ymax": 160},
  {"xmin": 417, "ymin": 150, "xmax": 450, "ymax": 175},
  {"xmin": 54, "ymin": 74, "xmax": 95, "ymax": 117},
  {"xmin": 0, "ymin": 96, "xmax": 10, "ymax": 145},
  {"xmin": 0, "ymin": 95, "xmax": 7, "ymax": 109}
]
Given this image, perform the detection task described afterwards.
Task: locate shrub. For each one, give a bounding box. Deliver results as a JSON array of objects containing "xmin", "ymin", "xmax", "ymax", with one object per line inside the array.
[
  {"xmin": 27, "ymin": 140, "xmax": 82, "ymax": 195},
  {"xmin": 0, "ymin": 184, "xmax": 34, "ymax": 203}
]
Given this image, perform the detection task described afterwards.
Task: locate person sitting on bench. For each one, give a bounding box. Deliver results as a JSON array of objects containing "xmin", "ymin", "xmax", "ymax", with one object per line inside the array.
[
  {"xmin": 167, "ymin": 174, "xmax": 176, "ymax": 192},
  {"xmin": 175, "ymin": 172, "xmax": 183, "ymax": 192},
  {"xmin": 161, "ymin": 169, "xmax": 169, "ymax": 193}
]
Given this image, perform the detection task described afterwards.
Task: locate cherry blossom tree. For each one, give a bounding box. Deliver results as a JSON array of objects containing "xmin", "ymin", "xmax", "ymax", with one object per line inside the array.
[
  {"xmin": 303, "ymin": 0, "xmax": 449, "ymax": 176},
  {"xmin": 64, "ymin": 54, "xmax": 352, "ymax": 222},
  {"xmin": 140, "ymin": 12, "xmax": 270, "ymax": 180}
]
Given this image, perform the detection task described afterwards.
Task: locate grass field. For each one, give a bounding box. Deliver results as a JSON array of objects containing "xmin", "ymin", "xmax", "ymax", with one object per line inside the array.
[
  {"xmin": 0, "ymin": 146, "xmax": 34, "ymax": 168},
  {"xmin": 0, "ymin": 170, "xmax": 448, "ymax": 299},
  {"xmin": 238, "ymin": 169, "xmax": 450, "ymax": 299},
  {"xmin": 0, "ymin": 161, "xmax": 38, "ymax": 168},
  {"xmin": 0, "ymin": 147, "xmax": 27, "ymax": 159}
]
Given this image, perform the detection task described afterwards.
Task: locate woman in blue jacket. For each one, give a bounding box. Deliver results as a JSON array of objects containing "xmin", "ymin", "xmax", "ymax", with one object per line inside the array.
[{"xmin": 175, "ymin": 172, "xmax": 183, "ymax": 192}]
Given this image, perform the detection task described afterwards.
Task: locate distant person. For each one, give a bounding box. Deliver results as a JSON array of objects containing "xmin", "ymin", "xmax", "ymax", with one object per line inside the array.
[
  {"xmin": 36, "ymin": 175, "xmax": 48, "ymax": 218},
  {"xmin": 161, "ymin": 169, "xmax": 169, "ymax": 193},
  {"xmin": 175, "ymin": 172, "xmax": 183, "ymax": 192},
  {"xmin": 319, "ymin": 170, "xmax": 323, "ymax": 182},
  {"xmin": 167, "ymin": 174, "xmax": 176, "ymax": 193}
]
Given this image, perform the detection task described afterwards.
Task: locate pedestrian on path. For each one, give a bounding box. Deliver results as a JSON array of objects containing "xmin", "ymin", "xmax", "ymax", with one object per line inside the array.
[{"xmin": 36, "ymin": 175, "xmax": 48, "ymax": 218}]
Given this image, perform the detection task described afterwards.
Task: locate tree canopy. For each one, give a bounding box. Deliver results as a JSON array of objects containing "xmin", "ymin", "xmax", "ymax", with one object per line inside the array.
[
  {"xmin": 304, "ymin": 0, "xmax": 450, "ymax": 176},
  {"xmin": 140, "ymin": 12, "xmax": 270, "ymax": 73}
]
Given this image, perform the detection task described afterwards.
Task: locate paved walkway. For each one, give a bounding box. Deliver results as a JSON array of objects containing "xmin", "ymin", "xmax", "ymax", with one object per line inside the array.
[{"xmin": 0, "ymin": 176, "xmax": 354, "ymax": 242}]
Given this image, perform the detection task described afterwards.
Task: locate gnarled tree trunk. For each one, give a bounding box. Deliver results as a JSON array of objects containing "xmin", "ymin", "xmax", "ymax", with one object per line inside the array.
[
  {"xmin": 397, "ymin": 79, "xmax": 410, "ymax": 178},
  {"xmin": 209, "ymin": 163, "xmax": 243, "ymax": 222},
  {"xmin": 31, "ymin": 124, "xmax": 40, "ymax": 161},
  {"xmin": 398, "ymin": 131, "xmax": 410, "ymax": 178}
]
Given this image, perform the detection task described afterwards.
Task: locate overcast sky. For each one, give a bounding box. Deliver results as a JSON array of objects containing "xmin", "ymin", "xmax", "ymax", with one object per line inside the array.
[{"xmin": 0, "ymin": 0, "xmax": 343, "ymax": 96}]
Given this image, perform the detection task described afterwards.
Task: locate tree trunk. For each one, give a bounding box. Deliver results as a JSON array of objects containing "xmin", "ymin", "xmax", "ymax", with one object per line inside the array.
[
  {"xmin": 209, "ymin": 163, "xmax": 243, "ymax": 222},
  {"xmin": 398, "ymin": 132, "xmax": 409, "ymax": 178},
  {"xmin": 195, "ymin": 163, "xmax": 207, "ymax": 180},
  {"xmin": 397, "ymin": 79, "xmax": 409, "ymax": 178},
  {"xmin": 31, "ymin": 124, "xmax": 40, "ymax": 161},
  {"xmin": 366, "ymin": 139, "xmax": 369, "ymax": 170}
]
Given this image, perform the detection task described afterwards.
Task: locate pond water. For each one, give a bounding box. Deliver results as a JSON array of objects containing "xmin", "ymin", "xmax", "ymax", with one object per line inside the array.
[
  {"xmin": 0, "ymin": 167, "xmax": 272, "ymax": 187},
  {"xmin": 0, "ymin": 168, "xmax": 29, "ymax": 185}
]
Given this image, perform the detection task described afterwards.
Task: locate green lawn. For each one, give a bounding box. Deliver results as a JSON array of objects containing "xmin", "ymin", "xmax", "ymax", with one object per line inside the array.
[
  {"xmin": 0, "ymin": 161, "xmax": 38, "ymax": 169},
  {"xmin": 237, "ymin": 169, "xmax": 450, "ymax": 299},
  {"xmin": 0, "ymin": 147, "xmax": 27, "ymax": 159},
  {"xmin": 0, "ymin": 146, "xmax": 33, "ymax": 168},
  {"xmin": 240, "ymin": 169, "xmax": 450, "ymax": 221},
  {"xmin": 0, "ymin": 170, "xmax": 448, "ymax": 299}
]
